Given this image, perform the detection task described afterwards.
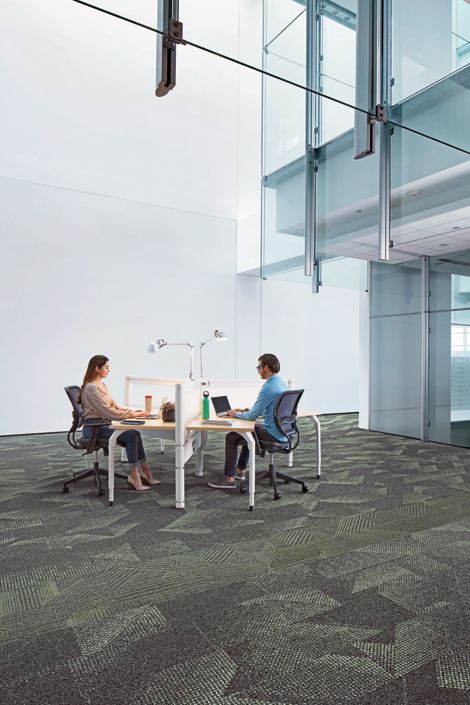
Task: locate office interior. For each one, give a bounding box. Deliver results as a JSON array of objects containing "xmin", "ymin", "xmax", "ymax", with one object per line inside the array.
[{"xmin": 2, "ymin": 1, "xmax": 470, "ymax": 704}]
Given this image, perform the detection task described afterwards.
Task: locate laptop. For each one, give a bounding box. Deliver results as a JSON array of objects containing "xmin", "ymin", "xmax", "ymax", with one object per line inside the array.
[{"xmin": 211, "ymin": 395, "xmax": 231, "ymax": 417}]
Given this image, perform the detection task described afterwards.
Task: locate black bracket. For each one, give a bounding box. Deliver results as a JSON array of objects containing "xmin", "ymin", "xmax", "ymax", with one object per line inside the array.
[
  {"xmin": 369, "ymin": 104, "xmax": 387, "ymax": 124},
  {"xmin": 169, "ymin": 19, "xmax": 186, "ymax": 45}
]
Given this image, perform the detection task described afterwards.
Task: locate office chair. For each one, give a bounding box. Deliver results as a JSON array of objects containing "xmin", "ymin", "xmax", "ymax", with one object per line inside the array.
[
  {"xmin": 63, "ymin": 386, "xmax": 127, "ymax": 497},
  {"xmin": 245, "ymin": 389, "xmax": 309, "ymax": 501}
]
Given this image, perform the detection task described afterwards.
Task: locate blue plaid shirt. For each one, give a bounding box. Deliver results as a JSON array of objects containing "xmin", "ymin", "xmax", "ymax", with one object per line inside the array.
[{"xmin": 235, "ymin": 374, "xmax": 288, "ymax": 441}]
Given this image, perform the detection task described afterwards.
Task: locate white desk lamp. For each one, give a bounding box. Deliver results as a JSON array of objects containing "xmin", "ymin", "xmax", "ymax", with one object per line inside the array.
[
  {"xmin": 147, "ymin": 338, "xmax": 195, "ymax": 380},
  {"xmin": 199, "ymin": 329, "xmax": 227, "ymax": 381}
]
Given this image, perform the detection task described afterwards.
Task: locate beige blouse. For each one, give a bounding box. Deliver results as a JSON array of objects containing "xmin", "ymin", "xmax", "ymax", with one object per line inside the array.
[{"xmin": 82, "ymin": 382, "xmax": 131, "ymax": 421}]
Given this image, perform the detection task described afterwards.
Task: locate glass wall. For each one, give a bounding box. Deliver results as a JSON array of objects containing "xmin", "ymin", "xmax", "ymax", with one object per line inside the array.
[
  {"xmin": 428, "ymin": 254, "xmax": 470, "ymax": 447},
  {"xmin": 143, "ymin": 0, "xmax": 470, "ymax": 445},
  {"xmin": 369, "ymin": 261, "xmax": 423, "ymax": 438}
]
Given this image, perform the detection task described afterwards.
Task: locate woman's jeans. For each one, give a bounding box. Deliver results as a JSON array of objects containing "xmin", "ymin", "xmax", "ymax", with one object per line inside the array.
[{"xmin": 82, "ymin": 423, "xmax": 146, "ymax": 466}]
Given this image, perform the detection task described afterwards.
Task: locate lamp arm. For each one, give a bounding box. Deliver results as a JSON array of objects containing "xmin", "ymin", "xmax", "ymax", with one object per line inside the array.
[{"xmin": 165, "ymin": 341, "xmax": 194, "ymax": 348}]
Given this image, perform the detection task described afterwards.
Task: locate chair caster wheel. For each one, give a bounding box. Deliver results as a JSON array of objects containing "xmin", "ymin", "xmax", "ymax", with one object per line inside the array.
[
  {"xmin": 98, "ymin": 489, "xmax": 105, "ymax": 497},
  {"xmin": 284, "ymin": 479, "xmax": 291, "ymax": 484},
  {"xmin": 274, "ymin": 493, "xmax": 282, "ymax": 500},
  {"xmin": 63, "ymin": 486, "xmax": 69, "ymax": 494},
  {"xmin": 109, "ymin": 501, "xmax": 114, "ymax": 507},
  {"xmin": 302, "ymin": 485, "xmax": 309, "ymax": 493}
]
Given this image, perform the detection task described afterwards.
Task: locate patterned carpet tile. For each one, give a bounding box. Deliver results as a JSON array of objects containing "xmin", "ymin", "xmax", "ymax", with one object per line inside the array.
[{"xmin": 2, "ymin": 415, "xmax": 470, "ymax": 704}]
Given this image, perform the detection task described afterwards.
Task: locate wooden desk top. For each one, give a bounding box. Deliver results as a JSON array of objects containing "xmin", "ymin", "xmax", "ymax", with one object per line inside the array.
[
  {"xmin": 187, "ymin": 418, "xmax": 255, "ymax": 433},
  {"xmin": 111, "ymin": 418, "xmax": 176, "ymax": 431}
]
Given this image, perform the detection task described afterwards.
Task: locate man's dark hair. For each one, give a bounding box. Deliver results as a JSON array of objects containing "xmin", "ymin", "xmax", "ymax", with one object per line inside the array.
[{"xmin": 258, "ymin": 353, "xmax": 280, "ymax": 374}]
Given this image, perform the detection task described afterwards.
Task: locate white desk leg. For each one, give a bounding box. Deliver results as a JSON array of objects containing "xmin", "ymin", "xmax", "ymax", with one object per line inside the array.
[
  {"xmin": 160, "ymin": 439, "xmax": 165, "ymax": 454},
  {"xmin": 312, "ymin": 415, "xmax": 321, "ymax": 478},
  {"xmin": 242, "ymin": 432, "xmax": 256, "ymax": 511},
  {"xmin": 175, "ymin": 443, "xmax": 185, "ymax": 509},
  {"xmin": 195, "ymin": 431, "xmax": 206, "ymax": 477},
  {"xmin": 108, "ymin": 431, "xmax": 118, "ymax": 506},
  {"xmin": 175, "ymin": 464, "xmax": 185, "ymax": 509}
]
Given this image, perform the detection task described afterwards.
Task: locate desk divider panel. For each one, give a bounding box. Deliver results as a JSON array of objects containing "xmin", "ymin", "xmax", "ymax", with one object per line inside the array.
[
  {"xmin": 204, "ymin": 377, "xmax": 293, "ymax": 409},
  {"xmin": 124, "ymin": 377, "xmax": 186, "ymax": 412}
]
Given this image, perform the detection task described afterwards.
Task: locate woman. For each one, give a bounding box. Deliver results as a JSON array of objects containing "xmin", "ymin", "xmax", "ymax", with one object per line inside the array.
[{"xmin": 79, "ymin": 355, "xmax": 159, "ymax": 491}]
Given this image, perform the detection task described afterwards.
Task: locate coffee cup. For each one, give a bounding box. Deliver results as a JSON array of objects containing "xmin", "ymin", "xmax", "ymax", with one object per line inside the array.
[{"xmin": 145, "ymin": 395, "xmax": 152, "ymax": 413}]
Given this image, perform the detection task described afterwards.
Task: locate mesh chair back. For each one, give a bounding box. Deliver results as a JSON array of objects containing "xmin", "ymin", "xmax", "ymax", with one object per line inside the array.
[
  {"xmin": 274, "ymin": 389, "xmax": 304, "ymax": 445},
  {"xmin": 65, "ymin": 386, "xmax": 85, "ymax": 427},
  {"xmin": 65, "ymin": 385, "xmax": 85, "ymax": 449}
]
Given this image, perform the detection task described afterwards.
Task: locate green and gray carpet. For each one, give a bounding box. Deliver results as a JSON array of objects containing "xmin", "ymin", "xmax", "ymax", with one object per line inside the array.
[{"xmin": 2, "ymin": 414, "xmax": 470, "ymax": 704}]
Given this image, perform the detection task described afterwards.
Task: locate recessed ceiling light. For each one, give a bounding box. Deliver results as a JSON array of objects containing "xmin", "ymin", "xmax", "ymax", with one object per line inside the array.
[{"xmin": 407, "ymin": 190, "xmax": 422, "ymax": 197}]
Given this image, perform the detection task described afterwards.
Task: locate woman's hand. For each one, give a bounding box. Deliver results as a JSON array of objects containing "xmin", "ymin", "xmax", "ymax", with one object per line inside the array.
[{"xmin": 132, "ymin": 410, "xmax": 149, "ymax": 419}]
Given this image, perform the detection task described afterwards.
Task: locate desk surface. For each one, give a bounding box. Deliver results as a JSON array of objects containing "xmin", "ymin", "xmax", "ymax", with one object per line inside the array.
[
  {"xmin": 111, "ymin": 418, "xmax": 176, "ymax": 431},
  {"xmin": 111, "ymin": 412, "xmax": 318, "ymax": 434},
  {"xmin": 187, "ymin": 418, "xmax": 255, "ymax": 433}
]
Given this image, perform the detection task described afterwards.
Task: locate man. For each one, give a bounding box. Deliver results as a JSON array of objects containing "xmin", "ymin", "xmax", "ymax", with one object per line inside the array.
[{"xmin": 208, "ymin": 353, "xmax": 287, "ymax": 490}]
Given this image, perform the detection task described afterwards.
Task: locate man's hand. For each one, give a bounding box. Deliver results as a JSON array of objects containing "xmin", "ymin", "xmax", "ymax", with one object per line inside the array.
[{"xmin": 226, "ymin": 409, "xmax": 237, "ymax": 417}]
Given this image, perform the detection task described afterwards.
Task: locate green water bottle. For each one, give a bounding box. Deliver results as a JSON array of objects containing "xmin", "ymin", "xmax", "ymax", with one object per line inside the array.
[{"xmin": 202, "ymin": 391, "xmax": 210, "ymax": 420}]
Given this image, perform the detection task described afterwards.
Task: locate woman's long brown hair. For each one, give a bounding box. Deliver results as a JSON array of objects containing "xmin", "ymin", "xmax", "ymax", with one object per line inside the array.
[{"xmin": 78, "ymin": 355, "xmax": 109, "ymax": 403}]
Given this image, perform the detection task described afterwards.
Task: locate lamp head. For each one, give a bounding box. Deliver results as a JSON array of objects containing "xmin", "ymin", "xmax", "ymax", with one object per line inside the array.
[
  {"xmin": 214, "ymin": 329, "xmax": 227, "ymax": 341},
  {"xmin": 147, "ymin": 338, "xmax": 168, "ymax": 353}
]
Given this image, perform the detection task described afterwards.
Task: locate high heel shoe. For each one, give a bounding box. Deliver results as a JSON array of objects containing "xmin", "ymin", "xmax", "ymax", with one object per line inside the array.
[
  {"xmin": 127, "ymin": 474, "xmax": 150, "ymax": 491},
  {"xmin": 139, "ymin": 469, "xmax": 161, "ymax": 486}
]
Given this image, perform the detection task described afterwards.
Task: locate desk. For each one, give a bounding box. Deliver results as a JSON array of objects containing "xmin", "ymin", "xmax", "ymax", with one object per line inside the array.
[
  {"xmin": 187, "ymin": 413, "xmax": 321, "ymax": 510},
  {"xmin": 187, "ymin": 418, "xmax": 257, "ymax": 510},
  {"xmin": 107, "ymin": 418, "xmax": 177, "ymax": 506}
]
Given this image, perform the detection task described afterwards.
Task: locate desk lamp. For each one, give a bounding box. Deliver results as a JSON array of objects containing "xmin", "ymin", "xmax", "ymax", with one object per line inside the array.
[
  {"xmin": 147, "ymin": 338, "xmax": 194, "ymax": 380},
  {"xmin": 199, "ymin": 329, "xmax": 227, "ymax": 381}
]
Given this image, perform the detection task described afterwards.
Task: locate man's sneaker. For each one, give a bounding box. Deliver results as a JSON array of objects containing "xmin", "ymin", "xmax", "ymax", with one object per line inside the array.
[{"xmin": 207, "ymin": 480, "xmax": 238, "ymax": 490}]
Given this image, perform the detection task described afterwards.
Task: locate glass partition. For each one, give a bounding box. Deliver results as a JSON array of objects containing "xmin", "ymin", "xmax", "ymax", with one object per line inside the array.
[
  {"xmin": 428, "ymin": 251, "xmax": 470, "ymax": 447},
  {"xmin": 369, "ymin": 260, "xmax": 423, "ymax": 438},
  {"xmin": 319, "ymin": 3, "xmax": 357, "ymax": 143}
]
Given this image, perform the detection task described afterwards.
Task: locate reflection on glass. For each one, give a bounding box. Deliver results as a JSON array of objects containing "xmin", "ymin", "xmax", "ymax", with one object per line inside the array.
[
  {"xmin": 454, "ymin": 0, "xmax": 470, "ymax": 69},
  {"xmin": 320, "ymin": 9, "xmax": 356, "ymax": 143},
  {"xmin": 317, "ymin": 103, "xmax": 380, "ymax": 264},
  {"xmin": 265, "ymin": 0, "xmax": 306, "ymax": 47},
  {"xmin": 262, "ymin": 171, "xmax": 307, "ymax": 282},
  {"xmin": 369, "ymin": 261, "xmax": 423, "ymax": 438},
  {"xmin": 263, "ymin": 58, "xmax": 305, "ymax": 174},
  {"xmin": 390, "ymin": 125, "xmax": 470, "ymax": 263}
]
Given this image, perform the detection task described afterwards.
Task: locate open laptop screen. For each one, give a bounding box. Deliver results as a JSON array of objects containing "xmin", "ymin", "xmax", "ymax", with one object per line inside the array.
[{"xmin": 211, "ymin": 395, "xmax": 231, "ymax": 416}]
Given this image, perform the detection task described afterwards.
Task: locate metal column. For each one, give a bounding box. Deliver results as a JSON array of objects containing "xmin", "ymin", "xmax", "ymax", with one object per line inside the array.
[
  {"xmin": 421, "ymin": 256, "xmax": 430, "ymax": 441},
  {"xmin": 304, "ymin": 0, "xmax": 321, "ymax": 292}
]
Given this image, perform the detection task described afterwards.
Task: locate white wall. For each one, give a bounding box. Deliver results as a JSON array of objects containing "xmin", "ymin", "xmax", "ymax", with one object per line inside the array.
[
  {"xmin": 0, "ymin": 0, "xmax": 242, "ymax": 434},
  {"xmin": 0, "ymin": 177, "xmax": 237, "ymax": 434},
  {"xmin": 0, "ymin": 0, "xmax": 362, "ymax": 435},
  {"xmin": 259, "ymin": 279, "xmax": 365, "ymax": 413}
]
